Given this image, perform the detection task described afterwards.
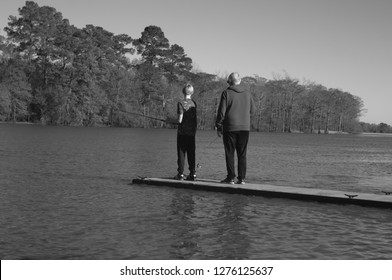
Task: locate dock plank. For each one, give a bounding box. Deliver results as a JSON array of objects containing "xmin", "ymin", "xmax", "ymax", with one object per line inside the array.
[{"xmin": 132, "ymin": 177, "xmax": 392, "ymax": 209}]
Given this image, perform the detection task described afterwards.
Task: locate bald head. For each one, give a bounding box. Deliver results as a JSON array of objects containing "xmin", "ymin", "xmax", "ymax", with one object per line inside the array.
[{"xmin": 227, "ymin": 72, "xmax": 241, "ymax": 85}]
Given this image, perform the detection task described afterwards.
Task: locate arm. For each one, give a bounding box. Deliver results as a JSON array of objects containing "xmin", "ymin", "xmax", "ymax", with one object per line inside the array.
[
  {"xmin": 215, "ymin": 91, "xmax": 227, "ymax": 137},
  {"xmin": 165, "ymin": 102, "xmax": 183, "ymax": 124},
  {"xmin": 178, "ymin": 113, "xmax": 183, "ymax": 124},
  {"xmin": 177, "ymin": 101, "xmax": 184, "ymax": 124}
]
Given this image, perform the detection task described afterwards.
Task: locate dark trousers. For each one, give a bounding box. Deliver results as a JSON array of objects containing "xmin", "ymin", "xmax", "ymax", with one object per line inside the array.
[
  {"xmin": 177, "ymin": 134, "xmax": 196, "ymax": 174},
  {"xmin": 223, "ymin": 131, "xmax": 249, "ymax": 180}
]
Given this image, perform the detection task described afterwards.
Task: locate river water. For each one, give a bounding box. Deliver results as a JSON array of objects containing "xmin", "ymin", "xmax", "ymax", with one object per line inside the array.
[{"xmin": 1, "ymin": 124, "xmax": 391, "ymax": 259}]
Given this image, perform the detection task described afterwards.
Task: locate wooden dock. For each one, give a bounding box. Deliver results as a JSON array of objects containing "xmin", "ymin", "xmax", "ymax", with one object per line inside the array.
[{"xmin": 132, "ymin": 177, "xmax": 392, "ymax": 209}]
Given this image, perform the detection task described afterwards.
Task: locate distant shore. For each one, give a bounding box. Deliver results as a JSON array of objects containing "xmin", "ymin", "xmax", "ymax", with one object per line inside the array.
[
  {"xmin": 360, "ymin": 132, "xmax": 392, "ymax": 136},
  {"xmin": 2, "ymin": 121, "xmax": 392, "ymax": 135},
  {"xmin": 0, "ymin": 121, "xmax": 36, "ymax": 124}
]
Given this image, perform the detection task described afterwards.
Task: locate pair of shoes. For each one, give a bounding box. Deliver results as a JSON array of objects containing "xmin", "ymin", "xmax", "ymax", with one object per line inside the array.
[
  {"xmin": 237, "ymin": 179, "xmax": 245, "ymax": 185},
  {"xmin": 220, "ymin": 177, "xmax": 234, "ymax": 184},
  {"xmin": 174, "ymin": 173, "xmax": 185, "ymax": 180},
  {"xmin": 186, "ymin": 173, "xmax": 196, "ymax": 181}
]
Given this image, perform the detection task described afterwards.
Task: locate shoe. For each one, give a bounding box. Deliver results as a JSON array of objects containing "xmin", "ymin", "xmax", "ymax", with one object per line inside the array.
[
  {"xmin": 186, "ymin": 173, "xmax": 196, "ymax": 181},
  {"xmin": 174, "ymin": 173, "xmax": 185, "ymax": 180},
  {"xmin": 220, "ymin": 177, "xmax": 234, "ymax": 184},
  {"xmin": 237, "ymin": 179, "xmax": 245, "ymax": 185}
]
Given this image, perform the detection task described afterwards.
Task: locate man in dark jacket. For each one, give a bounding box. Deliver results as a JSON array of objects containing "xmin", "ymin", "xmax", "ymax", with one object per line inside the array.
[{"xmin": 215, "ymin": 72, "xmax": 254, "ymax": 184}]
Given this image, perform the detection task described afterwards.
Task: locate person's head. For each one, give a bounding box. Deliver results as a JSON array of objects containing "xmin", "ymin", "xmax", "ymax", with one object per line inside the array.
[
  {"xmin": 227, "ymin": 72, "xmax": 241, "ymax": 86},
  {"xmin": 182, "ymin": 84, "xmax": 194, "ymax": 96}
]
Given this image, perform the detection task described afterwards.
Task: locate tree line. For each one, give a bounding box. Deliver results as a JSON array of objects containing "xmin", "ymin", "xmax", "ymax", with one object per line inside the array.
[
  {"xmin": 0, "ymin": 1, "xmax": 387, "ymax": 133},
  {"xmin": 359, "ymin": 122, "xmax": 392, "ymax": 133}
]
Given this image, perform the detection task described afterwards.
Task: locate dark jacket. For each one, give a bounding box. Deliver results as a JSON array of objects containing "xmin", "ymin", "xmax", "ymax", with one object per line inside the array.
[
  {"xmin": 215, "ymin": 85, "xmax": 255, "ymax": 132},
  {"xmin": 177, "ymin": 99, "xmax": 197, "ymax": 136}
]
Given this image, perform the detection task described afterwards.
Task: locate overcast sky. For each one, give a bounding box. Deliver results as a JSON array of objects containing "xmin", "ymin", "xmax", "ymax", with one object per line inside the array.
[{"xmin": 1, "ymin": 0, "xmax": 391, "ymax": 124}]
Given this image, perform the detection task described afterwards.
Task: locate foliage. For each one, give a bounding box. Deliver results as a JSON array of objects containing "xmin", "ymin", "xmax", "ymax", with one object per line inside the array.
[
  {"xmin": 0, "ymin": 1, "xmax": 380, "ymax": 133},
  {"xmin": 360, "ymin": 122, "xmax": 392, "ymax": 133}
]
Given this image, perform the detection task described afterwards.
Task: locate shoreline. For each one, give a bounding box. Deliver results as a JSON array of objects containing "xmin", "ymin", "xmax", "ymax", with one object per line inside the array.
[{"xmin": 1, "ymin": 122, "xmax": 391, "ymax": 135}]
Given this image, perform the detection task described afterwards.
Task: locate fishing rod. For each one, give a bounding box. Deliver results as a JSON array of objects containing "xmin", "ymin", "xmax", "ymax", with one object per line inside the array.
[
  {"xmin": 120, "ymin": 110, "xmax": 167, "ymax": 122},
  {"xmin": 196, "ymin": 135, "xmax": 220, "ymax": 171}
]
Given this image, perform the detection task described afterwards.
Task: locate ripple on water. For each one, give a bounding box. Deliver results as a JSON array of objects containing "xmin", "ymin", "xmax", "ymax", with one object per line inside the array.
[{"xmin": 1, "ymin": 126, "xmax": 392, "ymax": 259}]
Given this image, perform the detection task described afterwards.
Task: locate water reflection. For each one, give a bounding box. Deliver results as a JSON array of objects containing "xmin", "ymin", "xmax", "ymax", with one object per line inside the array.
[
  {"xmin": 2, "ymin": 125, "xmax": 392, "ymax": 259},
  {"xmin": 168, "ymin": 190, "xmax": 201, "ymax": 259},
  {"xmin": 168, "ymin": 190, "xmax": 251, "ymax": 259},
  {"xmin": 213, "ymin": 194, "xmax": 251, "ymax": 259}
]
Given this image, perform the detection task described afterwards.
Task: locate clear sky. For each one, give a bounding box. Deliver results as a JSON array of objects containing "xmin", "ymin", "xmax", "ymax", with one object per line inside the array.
[{"xmin": 1, "ymin": 0, "xmax": 391, "ymax": 124}]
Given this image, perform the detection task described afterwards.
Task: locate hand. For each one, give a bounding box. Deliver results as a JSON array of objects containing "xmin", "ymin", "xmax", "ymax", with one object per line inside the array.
[{"xmin": 217, "ymin": 129, "xmax": 222, "ymax": 138}]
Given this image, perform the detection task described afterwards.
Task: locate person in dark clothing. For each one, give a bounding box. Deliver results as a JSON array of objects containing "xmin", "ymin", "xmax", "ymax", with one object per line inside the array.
[
  {"xmin": 215, "ymin": 72, "xmax": 255, "ymax": 184},
  {"xmin": 173, "ymin": 84, "xmax": 197, "ymax": 181}
]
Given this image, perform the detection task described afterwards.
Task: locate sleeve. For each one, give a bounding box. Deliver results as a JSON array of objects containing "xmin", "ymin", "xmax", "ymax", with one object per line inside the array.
[
  {"xmin": 215, "ymin": 91, "xmax": 227, "ymax": 130},
  {"xmin": 177, "ymin": 102, "xmax": 183, "ymax": 115}
]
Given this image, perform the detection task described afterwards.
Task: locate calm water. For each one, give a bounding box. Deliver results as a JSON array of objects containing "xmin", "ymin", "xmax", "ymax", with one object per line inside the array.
[{"xmin": 1, "ymin": 124, "xmax": 392, "ymax": 259}]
